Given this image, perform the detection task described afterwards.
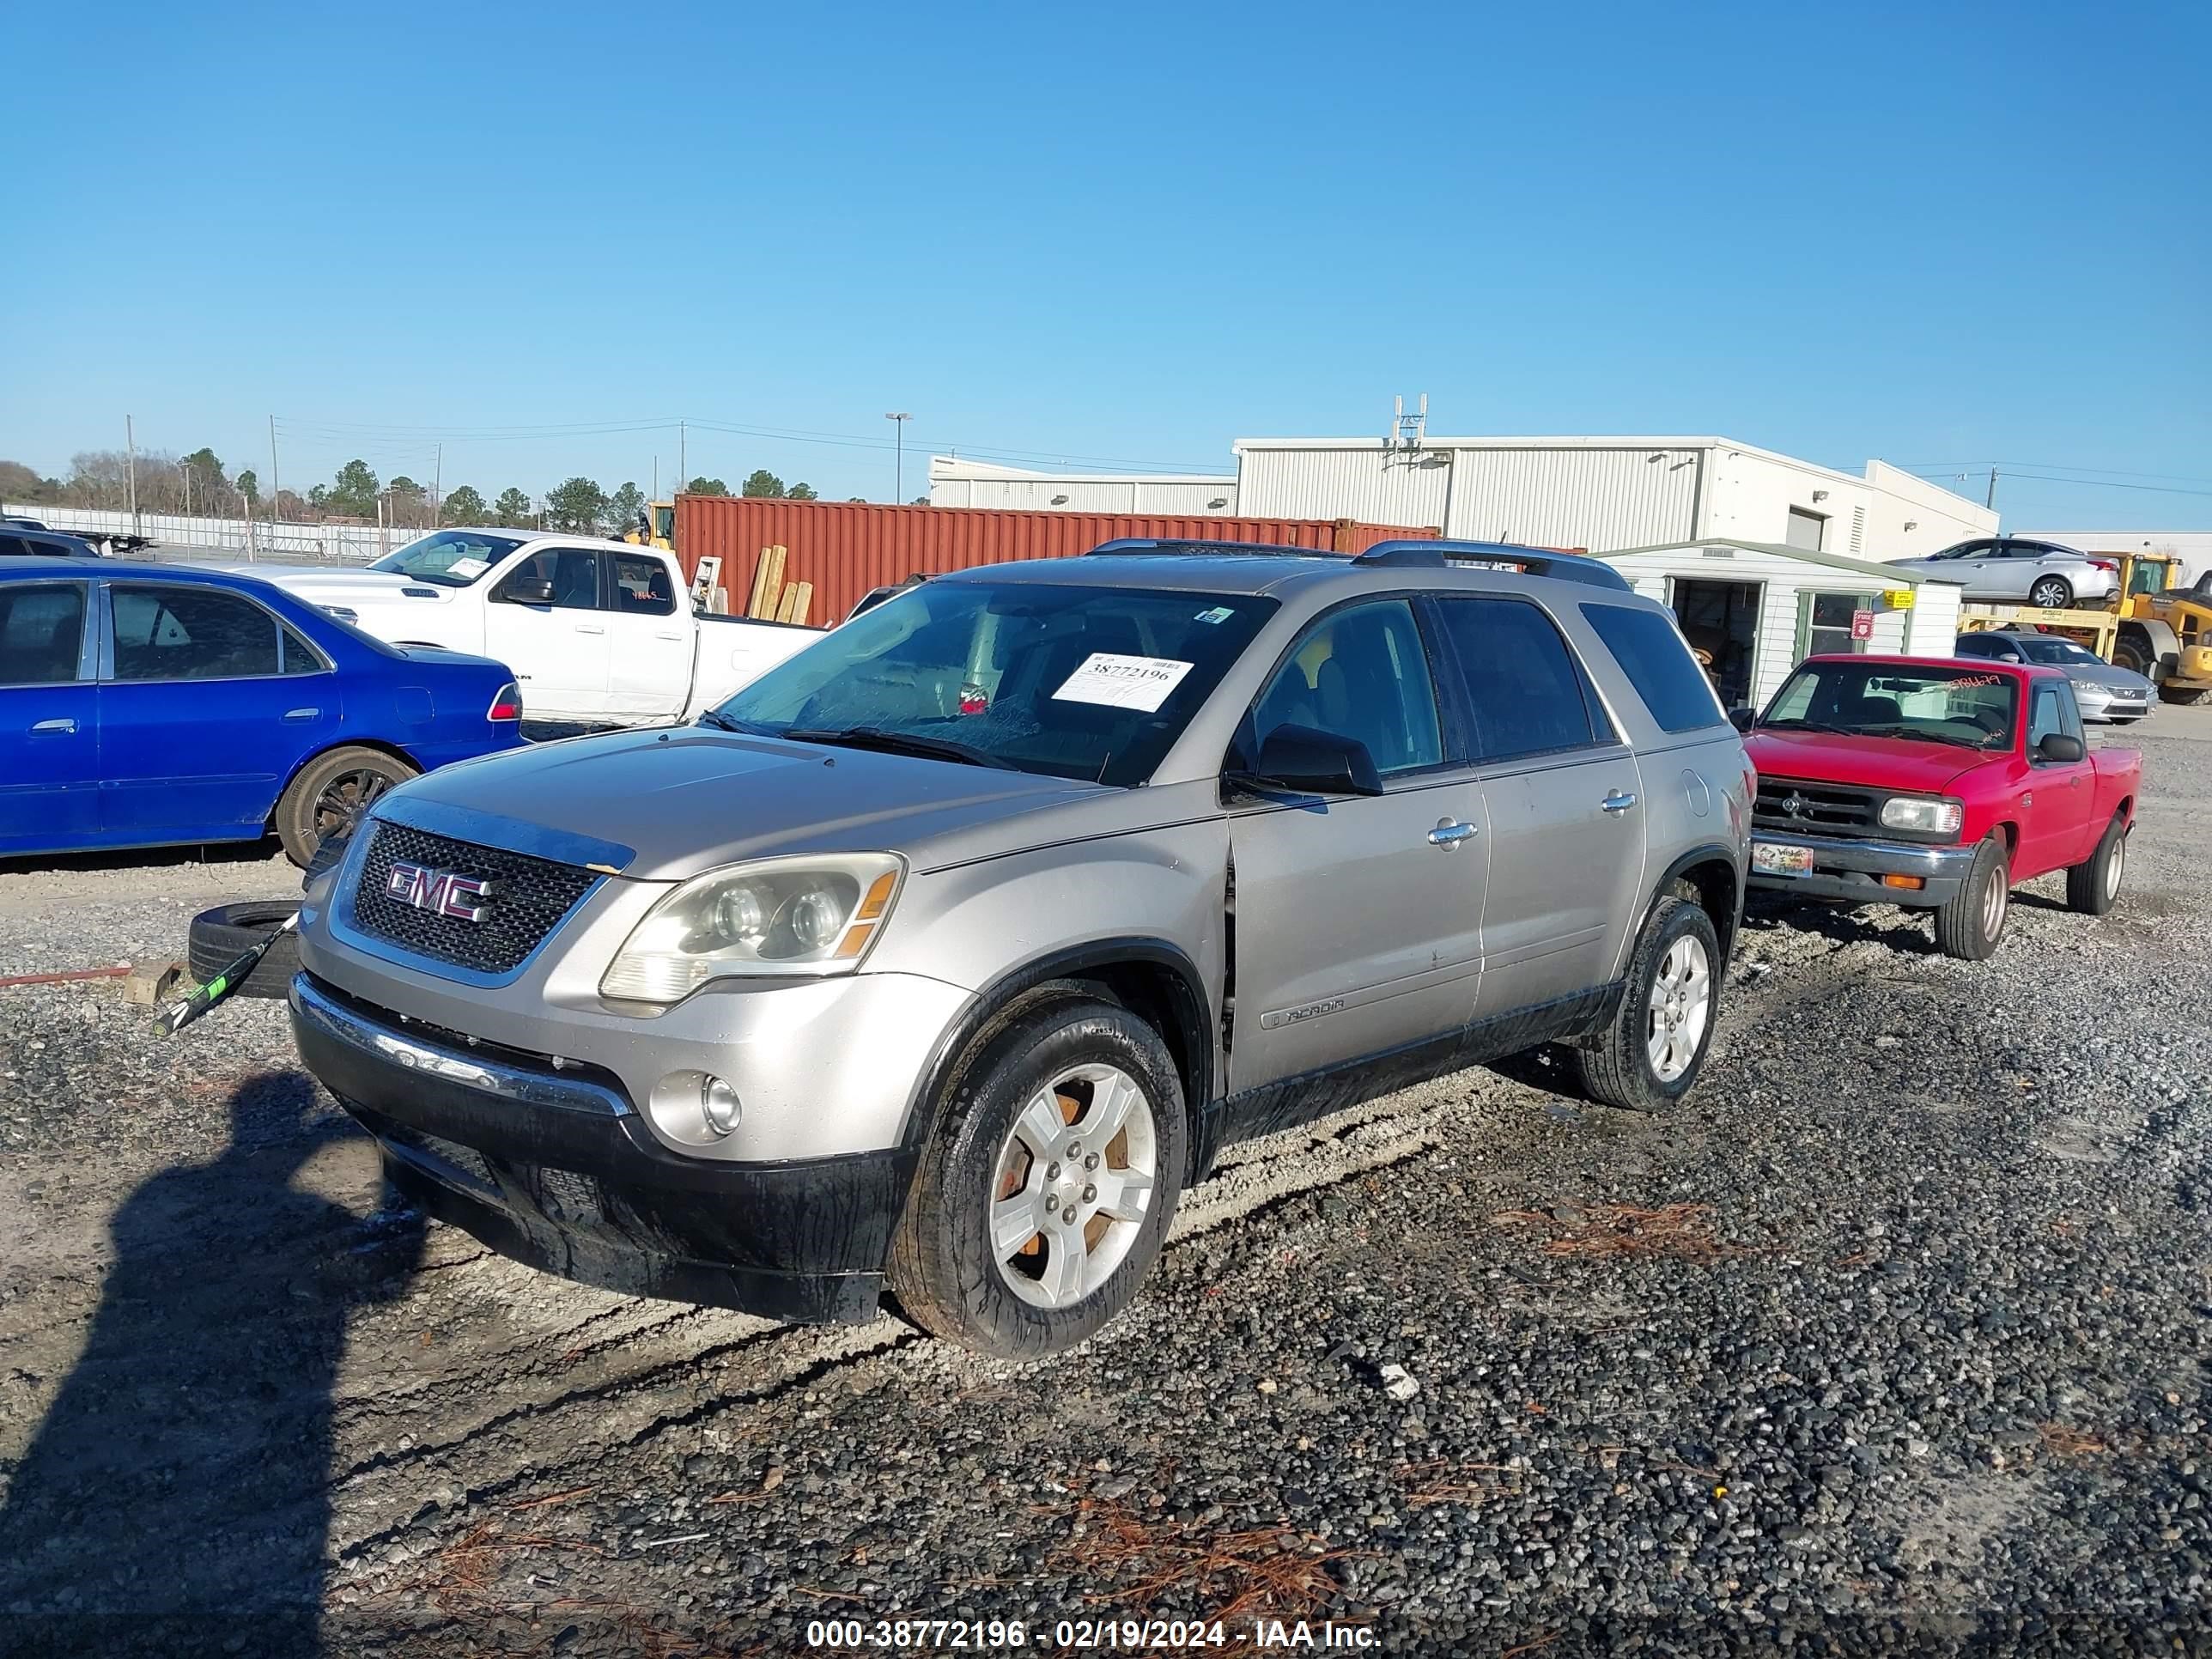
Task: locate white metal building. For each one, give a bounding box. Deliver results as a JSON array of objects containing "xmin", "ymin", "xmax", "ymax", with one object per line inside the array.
[
  {"xmin": 1231, "ymin": 437, "xmax": 1995, "ymax": 562},
  {"xmin": 928, "ymin": 459, "xmax": 1238, "ymax": 515},
  {"xmin": 1598, "ymin": 540, "xmax": 1966, "ymax": 711}
]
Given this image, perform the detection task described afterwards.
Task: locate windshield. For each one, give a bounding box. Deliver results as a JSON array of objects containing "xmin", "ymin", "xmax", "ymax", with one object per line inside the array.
[
  {"xmin": 1760, "ymin": 660, "xmax": 2018, "ymax": 751},
  {"xmin": 2008, "ymin": 635, "xmax": 2103, "ymax": 667},
  {"xmin": 370, "ymin": 529, "xmax": 524, "ymax": 586},
  {"xmin": 707, "ymin": 579, "xmax": 1278, "ymax": 786}
]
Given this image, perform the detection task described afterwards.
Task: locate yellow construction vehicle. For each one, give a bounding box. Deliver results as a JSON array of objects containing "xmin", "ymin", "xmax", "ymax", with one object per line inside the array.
[
  {"xmin": 623, "ymin": 501, "xmax": 676, "ymax": 550},
  {"xmin": 1960, "ymin": 552, "xmax": 2210, "ymax": 705}
]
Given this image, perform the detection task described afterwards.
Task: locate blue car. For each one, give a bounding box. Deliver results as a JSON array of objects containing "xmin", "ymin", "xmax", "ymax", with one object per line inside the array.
[{"xmin": 0, "ymin": 558, "xmax": 526, "ymax": 864}]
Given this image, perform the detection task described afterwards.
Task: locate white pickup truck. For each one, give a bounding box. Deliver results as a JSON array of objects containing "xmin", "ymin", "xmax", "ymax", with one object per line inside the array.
[{"xmin": 238, "ymin": 528, "xmax": 821, "ymax": 726}]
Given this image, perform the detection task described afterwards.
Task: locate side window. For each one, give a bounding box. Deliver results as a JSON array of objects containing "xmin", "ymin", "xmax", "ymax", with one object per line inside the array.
[
  {"xmin": 496, "ymin": 549, "xmax": 603, "ymax": 609},
  {"xmin": 110, "ymin": 585, "xmax": 281, "ymax": 681},
  {"xmin": 0, "ymin": 537, "xmax": 34, "ymax": 558},
  {"xmin": 1433, "ymin": 596, "xmax": 1612, "ymax": 762},
  {"xmin": 1250, "ymin": 599, "xmax": 1442, "ymax": 775},
  {"xmin": 0, "ymin": 583, "xmax": 88, "ymax": 684},
  {"xmin": 1952, "ymin": 635, "xmax": 1989, "ymax": 658},
  {"xmin": 2027, "ymin": 685, "xmax": 2063, "ymax": 757},
  {"xmin": 1578, "ymin": 603, "xmax": 1724, "ymax": 732},
  {"xmin": 610, "ymin": 553, "xmax": 677, "ymax": 615},
  {"xmin": 279, "ymin": 623, "xmax": 329, "ymax": 676},
  {"xmin": 2053, "ymin": 680, "xmax": 2086, "ymax": 744}
]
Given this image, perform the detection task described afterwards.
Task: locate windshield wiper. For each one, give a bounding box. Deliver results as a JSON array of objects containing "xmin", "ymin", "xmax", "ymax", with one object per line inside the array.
[
  {"xmin": 696, "ymin": 709, "xmax": 777, "ymax": 735},
  {"xmin": 1760, "ymin": 718, "xmax": 1853, "ymax": 734},
  {"xmin": 1863, "ymin": 724, "xmax": 1989, "ymax": 750},
  {"xmin": 782, "ymin": 726, "xmax": 1015, "ymax": 769}
]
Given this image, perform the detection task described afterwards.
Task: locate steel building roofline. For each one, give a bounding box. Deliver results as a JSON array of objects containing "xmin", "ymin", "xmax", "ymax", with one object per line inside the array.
[{"xmin": 1598, "ymin": 538, "xmax": 1966, "ymax": 589}]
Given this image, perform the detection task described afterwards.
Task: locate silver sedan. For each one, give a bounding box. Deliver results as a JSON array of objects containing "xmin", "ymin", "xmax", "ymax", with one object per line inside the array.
[
  {"xmin": 1953, "ymin": 629, "xmax": 2154, "ymax": 723},
  {"xmin": 1895, "ymin": 538, "xmax": 2118, "ymax": 609}
]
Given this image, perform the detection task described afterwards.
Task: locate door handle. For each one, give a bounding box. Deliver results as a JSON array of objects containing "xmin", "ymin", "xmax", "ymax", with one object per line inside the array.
[
  {"xmin": 1427, "ymin": 817, "xmax": 1479, "ymax": 848},
  {"xmin": 575, "ymin": 623, "xmax": 606, "ymax": 635},
  {"xmin": 283, "ymin": 708, "xmax": 321, "ymax": 723},
  {"xmin": 1601, "ymin": 790, "xmax": 1639, "ymax": 814},
  {"xmin": 29, "ymin": 718, "xmax": 76, "ymax": 735},
  {"xmin": 654, "ymin": 631, "xmax": 684, "ymax": 641}
]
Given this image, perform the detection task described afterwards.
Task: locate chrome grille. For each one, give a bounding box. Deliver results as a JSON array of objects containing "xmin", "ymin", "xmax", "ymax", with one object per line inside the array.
[{"xmin": 351, "ymin": 820, "xmax": 597, "ymax": 975}]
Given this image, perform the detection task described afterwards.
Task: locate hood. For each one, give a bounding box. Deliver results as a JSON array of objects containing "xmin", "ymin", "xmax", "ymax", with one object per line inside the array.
[
  {"xmin": 228, "ymin": 565, "xmax": 440, "ymax": 603},
  {"xmin": 2063, "ymin": 662, "xmax": 2152, "ymax": 693},
  {"xmin": 391, "ymin": 726, "xmax": 1124, "ymax": 880},
  {"xmin": 1746, "ymin": 730, "xmax": 1996, "ymax": 794}
]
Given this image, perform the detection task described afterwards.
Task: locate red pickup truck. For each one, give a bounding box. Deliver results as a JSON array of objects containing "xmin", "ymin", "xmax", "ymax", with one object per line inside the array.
[{"xmin": 1741, "ymin": 654, "xmax": 2139, "ymax": 959}]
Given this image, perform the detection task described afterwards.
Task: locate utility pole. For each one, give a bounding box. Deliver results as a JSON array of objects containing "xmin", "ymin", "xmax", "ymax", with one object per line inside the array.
[
  {"xmin": 125, "ymin": 415, "xmax": 139, "ymax": 532},
  {"xmin": 885, "ymin": 411, "xmax": 912, "ymax": 502},
  {"xmin": 433, "ymin": 443, "xmax": 442, "ymax": 528},
  {"xmin": 678, "ymin": 421, "xmax": 686, "ymax": 493},
  {"xmin": 652, "ymin": 456, "xmax": 658, "ymax": 500},
  {"xmin": 1985, "ymin": 467, "xmax": 1998, "ymax": 510},
  {"xmin": 269, "ymin": 416, "xmax": 281, "ymax": 526}
]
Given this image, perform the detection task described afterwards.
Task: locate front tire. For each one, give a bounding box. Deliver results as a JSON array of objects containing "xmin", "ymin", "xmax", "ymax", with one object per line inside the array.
[
  {"xmin": 275, "ymin": 745, "xmax": 417, "ymax": 866},
  {"xmin": 1568, "ymin": 896, "xmax": 1721, "ymax": 1114},
  {"xmin": 2065, "ymin": 813, "xmax": 2128, "ymax": 915},
  {"xmin": 1934, "ymin": 834, "xmax": 2010, "ymax": 960},
  {"xmin": 2029, "ymin": 574, "xmax": 2074, "ymax": 610},
  {"xmin": 888, "ymin": 994, "xmax": 1187, "ymax": 1358}
]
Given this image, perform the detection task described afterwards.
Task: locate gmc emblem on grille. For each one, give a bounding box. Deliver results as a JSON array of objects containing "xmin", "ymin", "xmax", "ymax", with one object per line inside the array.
[{"xmin": 385, "ymin": 860, "xmax": 495, "ymax": 921}]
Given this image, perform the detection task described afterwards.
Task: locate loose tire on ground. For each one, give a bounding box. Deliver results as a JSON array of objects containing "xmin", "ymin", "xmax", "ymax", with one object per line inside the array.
[
  {"xmin": 1933, "ymin": 833, "xmax": 2010, "ymax": 960},
  {"xmin": 888, "ymin": 992, "xmax": 1187, "ymax": 1358},
  {"xmin": 2065, "ymin": 813, "xmax": 2129, "ymax": 915},
  {"xmin": 1567, "ymin": 896, "xmax": 1722, "ymax": 1115},
  {"xmin": 275, "ymin": 745, "xmax": 417, "ymax": 867},
  {"xmin": 187, "ymin": 901, "xmax": 303, "ymax": 999}
]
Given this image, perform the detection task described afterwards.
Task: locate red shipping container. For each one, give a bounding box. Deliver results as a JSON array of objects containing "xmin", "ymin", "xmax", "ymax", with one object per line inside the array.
[{"xmin": 672, "ymin": 497, "xmax": 1438, "ymax": 625}]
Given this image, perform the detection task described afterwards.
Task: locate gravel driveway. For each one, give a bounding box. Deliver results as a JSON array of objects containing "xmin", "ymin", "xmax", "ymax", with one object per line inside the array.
[{"xmin": 2, "ymin": 715, "xmax": 2207, "ymax": 1656}]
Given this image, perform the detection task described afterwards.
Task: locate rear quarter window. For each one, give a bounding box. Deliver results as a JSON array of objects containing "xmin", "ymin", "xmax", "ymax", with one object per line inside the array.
[{"xmin": 1580, "ymin": 603, "xmax": 1728, "ymax": 732}]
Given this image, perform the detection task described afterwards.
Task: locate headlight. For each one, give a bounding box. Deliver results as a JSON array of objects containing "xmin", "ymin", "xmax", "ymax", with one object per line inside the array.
[
  {"xmin": 600, "ymin": 853, "xmax": 902, "ymax": 1003},
  {"xmin": 1880, "ymin": 796, "xmax": 1963, "ymax": 835}
]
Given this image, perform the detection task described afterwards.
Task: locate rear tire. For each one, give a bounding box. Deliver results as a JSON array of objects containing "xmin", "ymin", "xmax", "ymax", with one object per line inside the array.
[
  {"xmin": 2065, "ymin": 814, "xmax": 2128, "ymax": 915},
  {"xmin": 275, "ymin": 746, "xmax": 417, "ymax": 867},
  {"xmin": 1568, "ymin": 896, "xmax": 1721, "ymax": 1115},
  {"xmin": 888, "ymin": 994, "xmax": 1187, "ymax": 1358},
  {"xmin": 1934, "ymin": 834, "xmax": 2009, "ymax": 960},
  {"xmin": 187, "ymin": 901, "xmax": 302, "ymax": 999},
  {"xmin": 2028, "ymin": 574, "xmax": 2074, "ymax": 610}
]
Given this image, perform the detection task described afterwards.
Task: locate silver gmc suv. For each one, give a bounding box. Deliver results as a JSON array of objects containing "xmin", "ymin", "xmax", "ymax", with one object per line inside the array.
[{"xmin": 289, "ymin": 539, "xmax": 1752, "ymax": 1356}]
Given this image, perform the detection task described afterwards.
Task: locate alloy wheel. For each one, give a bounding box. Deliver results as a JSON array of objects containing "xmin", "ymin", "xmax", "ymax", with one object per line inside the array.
[
  {"xmin": 1644, "ymin": 935, "xmax": 1712, "ymax": 1084},
  {"xmin": 988, "ymin": 1063, "xmax": 1158, "ymax": 1310}
]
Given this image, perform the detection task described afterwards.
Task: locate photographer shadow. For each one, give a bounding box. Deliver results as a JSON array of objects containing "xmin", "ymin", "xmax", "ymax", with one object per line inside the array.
[{"xmin": 0, "ymin": 1072, "xmax": 422, "ymax": 1657}]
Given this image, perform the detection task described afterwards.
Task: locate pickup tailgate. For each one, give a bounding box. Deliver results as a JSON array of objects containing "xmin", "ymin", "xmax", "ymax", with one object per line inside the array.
[{"xmin": 688, "ymin": 614, "xmax": 822, "ymax": 713}]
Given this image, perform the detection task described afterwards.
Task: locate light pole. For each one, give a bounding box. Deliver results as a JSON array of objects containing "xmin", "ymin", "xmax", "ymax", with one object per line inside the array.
[{"xmin": 884, "ymin": 412, "xmax": 912, "ymax": 502}]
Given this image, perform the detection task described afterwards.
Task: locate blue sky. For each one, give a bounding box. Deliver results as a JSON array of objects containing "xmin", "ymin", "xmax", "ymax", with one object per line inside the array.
[{"xmin": 5, "ymin": 0, "xmax": 2206, "ymax": 528}]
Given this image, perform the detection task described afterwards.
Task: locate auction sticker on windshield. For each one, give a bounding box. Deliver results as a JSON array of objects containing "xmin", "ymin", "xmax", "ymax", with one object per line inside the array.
[
  {"xmin": 1052, "ymin": 652, "xmax": 1194, "ymax": 712},
  {"xmin": 1753, "ymin": 842, "xmax": 1814, "ymax": 875},
  {"xmin": 447, "ymin": 557, "xmax": 490, "ymax": 577}
]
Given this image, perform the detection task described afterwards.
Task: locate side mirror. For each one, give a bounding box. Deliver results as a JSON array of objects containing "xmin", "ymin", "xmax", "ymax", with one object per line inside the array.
[
  {"xmin": 501, "ymin": 579, "xmax": 557, "ymax": 605},
  {"xmin": 2037, "ymin": 732, "xmax": 2085, "ymax": 763},
  {"xmin": 1246, "ymin": 723, "xmax": 1384, "ymax": 797},
  {"xmin": 1728, "ymin": 707, "xmax": 1757, "ymax": 734}
]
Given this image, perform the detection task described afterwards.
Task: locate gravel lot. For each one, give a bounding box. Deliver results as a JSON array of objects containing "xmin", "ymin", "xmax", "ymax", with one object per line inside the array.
[{"xmin": 2, "ymin": 713, "xmax": 2208, "ymax": 1656}]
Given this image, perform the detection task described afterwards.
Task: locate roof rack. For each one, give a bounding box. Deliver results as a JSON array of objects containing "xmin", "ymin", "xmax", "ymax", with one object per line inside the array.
[
  {"xmin": 1082, "ymin": 538, "xmax": 1328, "ymax": 559},
  {"xmin": 1352, "ymin": 539, "xmax": 1632, "ymax": 592}
]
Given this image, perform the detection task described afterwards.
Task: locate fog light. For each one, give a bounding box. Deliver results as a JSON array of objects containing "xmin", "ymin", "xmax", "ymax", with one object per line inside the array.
[{"xmin": 700, "ymin": 1076, "xmax": 742, "ymax": 1137}]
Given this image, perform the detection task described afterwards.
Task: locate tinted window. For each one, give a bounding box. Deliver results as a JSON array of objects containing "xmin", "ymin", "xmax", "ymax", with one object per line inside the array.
[
  {"xmin": 1433, "ymin": 596, "xmax": 1609, "ymax": 762},
  {"xmin": 611, "ymin": 552, "xmax": 677, "ymax": 614},
  {"xmin": 0, "ymin": 537, "xmax": 34, "ymax": 558},
  {"xmin": 0, "ymin": 583, "xmax": 87, "ymax": 684},
  {"xmin": 1252, "ymin": 599, "xmax": 1442, "ymax": 775},
  {"xmin": 111, "ymin": 585, "xmax": 281, "ymax": 681},
  {"xmin": 497, "ymin": 549, "xmax": 602, "ymax": 609},
  {"xmin": 279, "ymin": 623, "xmax": 328, "ymax": 676},
  {"xmin": 1580, "ymin": 603, "xmax": 1725, "ymax": 732},
  {"xmin": 2027, "ymin": 685, "xmax": 2063, "ymax": 754}
]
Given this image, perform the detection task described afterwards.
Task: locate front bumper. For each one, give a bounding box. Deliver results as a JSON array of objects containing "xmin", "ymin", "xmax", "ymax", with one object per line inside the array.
[
  {"xmin": 289, "ymin": 972, "xmax": 914, "ymax": 1322},
  {"xmin": 1747, "ymin": 832, "xmax": 1976, "ymax": 910},
  {"xmin": 2075, "ymin": 683, "xmax": 2152, "ymax": 723}
]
